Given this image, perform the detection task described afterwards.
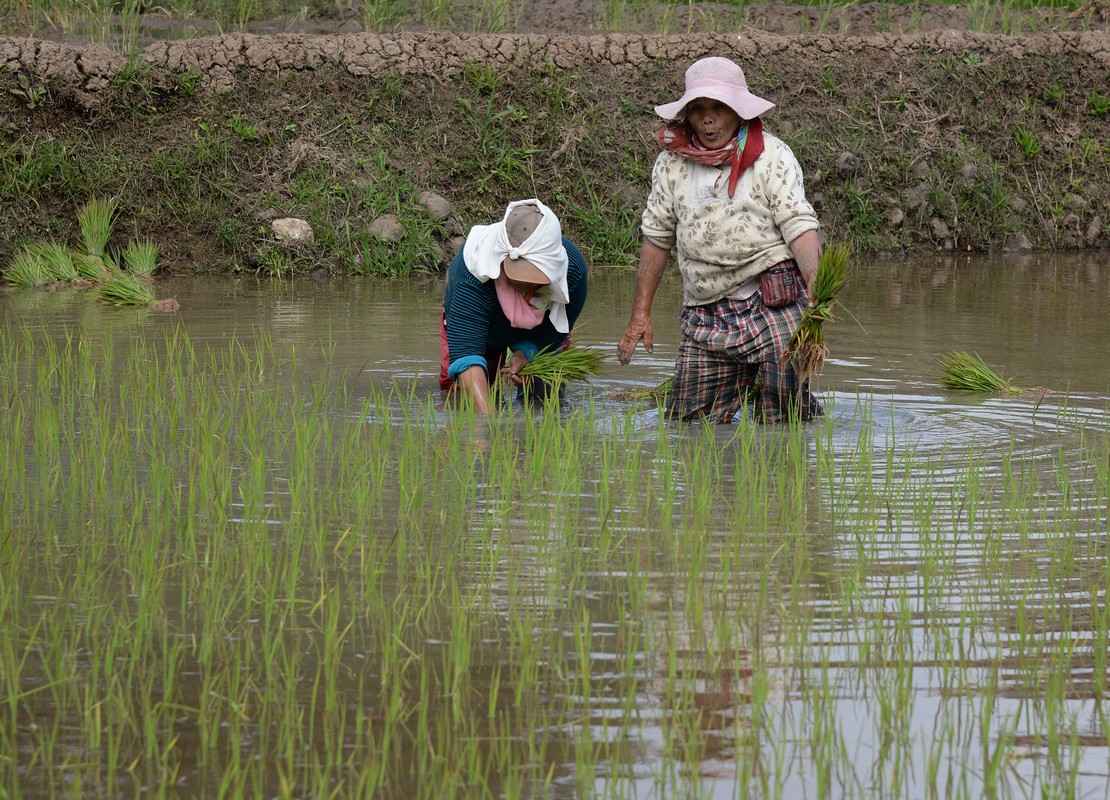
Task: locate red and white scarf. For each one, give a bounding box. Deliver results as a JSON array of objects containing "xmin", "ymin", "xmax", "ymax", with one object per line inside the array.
[{"xmin": 656, "ymin": 117, "xmax": 764, "ymax": 199}]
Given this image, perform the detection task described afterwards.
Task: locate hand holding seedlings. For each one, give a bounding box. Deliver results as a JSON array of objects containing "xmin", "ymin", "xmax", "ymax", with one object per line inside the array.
[{"xmin": 439, "ymin": 199, "xmax": 590, "ymax": 414}]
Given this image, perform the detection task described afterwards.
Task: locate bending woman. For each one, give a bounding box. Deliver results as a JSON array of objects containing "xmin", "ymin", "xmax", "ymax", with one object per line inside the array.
[{"xmin": 440, "ymin": 199, "xmax": 589, "ymax": 413}]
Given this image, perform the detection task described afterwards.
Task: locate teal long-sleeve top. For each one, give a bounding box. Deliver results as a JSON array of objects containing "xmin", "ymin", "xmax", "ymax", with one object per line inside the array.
[{"xmin": 443, "ymin": 237, "xmax": 588, "ymax": 381}]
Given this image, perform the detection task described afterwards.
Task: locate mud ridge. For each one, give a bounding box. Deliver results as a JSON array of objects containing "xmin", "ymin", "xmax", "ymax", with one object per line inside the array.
[{"xmin": 3, "ymin": 31, "xmax": 1108, "ymax": 95}]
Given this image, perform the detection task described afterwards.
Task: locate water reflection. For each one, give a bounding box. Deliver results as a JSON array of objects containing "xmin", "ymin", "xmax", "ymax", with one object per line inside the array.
[{"xmin": 5, "ymin": 252, "xmax": 1107, "ymax": 403}]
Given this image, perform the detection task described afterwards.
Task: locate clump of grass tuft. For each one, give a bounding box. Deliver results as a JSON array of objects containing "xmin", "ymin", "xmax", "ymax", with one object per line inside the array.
[
  {"xmin": 3, "ymin": 245, "xmax": 49, "ymax": 287},
  {"xmin": 77, "ymin": 196, "xmax": 118, "ymax": 259},
  {"xmin": 938, "ymin": 351, "xmax": 1022, "ymax": 394},
  {"xmin": 783, "ymin": 243, "xmax": 850, "ymax": 383},
  {"xmin": 516, "ymin": 345, "xmax": 604, "ymax": 387},
  {"xmin": 123, "ymin": 238, "xmax": 159, "ymax": 277},
  {"xmin": 36, "ymin": 241, "xmax": 79, "ymax": 282},
  {"xmin": 97, "ymin": 272, "xmax": 155, "ymax": 306}
]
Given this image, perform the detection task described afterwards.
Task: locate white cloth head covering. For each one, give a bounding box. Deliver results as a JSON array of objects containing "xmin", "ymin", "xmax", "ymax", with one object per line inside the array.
[
  {"xmin": 654, "ymin": 56, "xmax": 775, "ymax": 121},
  {"xmin": 462, "ymin": 199, "xmax": 571, "ymax": 333}
]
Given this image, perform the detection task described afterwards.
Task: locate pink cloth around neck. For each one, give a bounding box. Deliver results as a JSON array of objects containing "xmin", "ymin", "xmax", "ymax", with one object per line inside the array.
[{"xmin": 494, "ymin": 273, "xmax": 546, "ymax": 329}]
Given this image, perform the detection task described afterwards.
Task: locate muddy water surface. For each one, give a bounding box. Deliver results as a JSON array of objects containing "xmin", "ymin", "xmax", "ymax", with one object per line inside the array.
[
  {"xmin": 3, "ymin": 252, "xmax": 1110, "ymax": 799},
  {"xmin": 10, "ymin": 252, "xmax": 1109, "ymax": 393}
]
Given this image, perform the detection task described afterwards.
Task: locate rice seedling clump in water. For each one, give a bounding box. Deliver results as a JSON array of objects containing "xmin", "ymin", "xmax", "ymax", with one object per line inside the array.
[
  {"xmin": 938, "ymin": 351, "xmax": 1021, "ymax": 393},
  {"xmin": 610, "ymin": 376, "xmax": 672, "ymax": 404},
  {"xmin": 516, "ymin": 345, "xmax": 603, "ymax": 387},
  {"xmin": 783, "ymin": 243, "xmax": 850, "ymax": 383},
  {"xmin": 123, "ymin": 238, "xmax": 159, "ymax": 278},
  {"xmin": 36, "ymin": 242, "xmax": 79, "ymax": 282},
  {"xmin": 73, "ymin": 252, "xmax": 110, "ymax": 281},
  {"xmin": 3, "ymin": 245, "xmax": 49, "ymax": 287},
  {"xmin": 98, "ymin": 272, "xmax": 155, "ymax": 306},
  {"xmin": 77, "ymin": 196, "xmax": 118, "ymax": 260}
]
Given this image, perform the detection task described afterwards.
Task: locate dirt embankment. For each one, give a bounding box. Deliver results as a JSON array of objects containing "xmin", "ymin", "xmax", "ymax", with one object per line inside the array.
[{"xmin": 1, "ymin": 28, "xmax": 1108, "ymax": 275}]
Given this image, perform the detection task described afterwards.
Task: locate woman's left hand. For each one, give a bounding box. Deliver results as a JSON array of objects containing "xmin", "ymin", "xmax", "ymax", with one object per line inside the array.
[{"xmin": 507, "ymin": 349, "xmax": 529, "ymax": 386}]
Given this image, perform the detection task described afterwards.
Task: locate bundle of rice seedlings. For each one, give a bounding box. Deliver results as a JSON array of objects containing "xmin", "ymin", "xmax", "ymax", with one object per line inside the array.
[
  {"xmin": 610, "ymin": 376, "xmax": 672, "ymax": 404},
  {"xmin": 77, "ymin": 196, "xmax": 118, "ymax": 259},
  {"xmin": 515, "ymin": 345, "xmax": 604, "ymax": 387},
  {"xmin": 938, "ymin": 351, "xmax": 1022, "ymax": 394},
  {"xmin": 4, "ymin": 245, "xmax": 49, "ymax": 287},
  {"xmin": 36, "ymin": 242, "xmax": 79, "ymax": 282},
  {"xmin": 123, "ymin": 238, "xmax": 159, "ymax": 278},
  {"xmin": 783, "ymin": 243, "xmax": 850, "ymax": 383},
  {"xmin": 97, "ymin": 272, "xmax": 155, "ymax": 306},
  {"xmin": 73, "ymin": 252, "xmax": 111, "ymax": 281}
]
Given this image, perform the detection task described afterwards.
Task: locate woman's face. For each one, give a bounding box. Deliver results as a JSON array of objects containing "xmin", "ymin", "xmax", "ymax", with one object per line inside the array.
[
  {"xmin": 507, "ymin": 277, "xmax": 543, "ymax": 297},
  {"xmin": 503, "ymin": 269, "xmax": 544, "ymax": 299},
  {"xmin": 685, "ymin": 98, "xmax": 743, "ymax": 149}
]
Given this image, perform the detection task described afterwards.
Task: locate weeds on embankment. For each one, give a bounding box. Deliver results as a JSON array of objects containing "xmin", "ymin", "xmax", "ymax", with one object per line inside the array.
[
  {"xmin": 2, "ymin": 0, "xmax": 1104, "ymax": 43},
  {"xmin": 2, "ymin": 323, "xmax": 1109, "ymax": 797},
  {"xmin": 1, "ymin": 34, "xmax": 1107, "ymax": 279}
]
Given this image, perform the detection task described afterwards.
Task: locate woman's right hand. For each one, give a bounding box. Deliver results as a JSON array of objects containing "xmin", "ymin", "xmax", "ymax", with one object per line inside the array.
[
  {"xmin": 617, "ymin": 312, "xmax": 654, "ymax": 365},
  {"xmin": 506, "ymin": 349, "xmax": 529, "ymax": 386}
]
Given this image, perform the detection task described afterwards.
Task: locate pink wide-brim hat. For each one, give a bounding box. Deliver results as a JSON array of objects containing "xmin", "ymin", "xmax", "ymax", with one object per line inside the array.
[{"xmin": 653, "ymin": 56, "xmax": 775, "ymax": 121}]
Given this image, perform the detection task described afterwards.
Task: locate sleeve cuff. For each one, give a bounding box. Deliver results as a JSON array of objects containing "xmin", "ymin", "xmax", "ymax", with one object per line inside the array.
[
  {"xmin": 447, "ymin": 355, "xmax": 488, "ymax": 381},
  {"xmin": 642, "ymin": 231, "xmax": 676, "ymax": 250},
  {"xmin": 780, "ymin": 217, "xmax": 820, "ymax": 246},
  {"xmin": 513, "ymin": 341, "xmax": 540, "ymax": 361}
]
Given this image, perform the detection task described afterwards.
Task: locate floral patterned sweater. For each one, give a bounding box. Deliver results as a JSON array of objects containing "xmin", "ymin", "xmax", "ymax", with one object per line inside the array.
[{"xmin": 641, "ymin": 132, "xmax": 820, "ymax": 306}]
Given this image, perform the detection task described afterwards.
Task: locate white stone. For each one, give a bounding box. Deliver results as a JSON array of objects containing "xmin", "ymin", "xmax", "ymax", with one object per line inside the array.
[{"xmin": 272, "ymin": 217, "xmax": 314, "ymax": 243}]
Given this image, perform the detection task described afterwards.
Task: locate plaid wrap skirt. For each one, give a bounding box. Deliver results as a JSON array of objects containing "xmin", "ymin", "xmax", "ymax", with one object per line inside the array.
[{"xmin": 667, "ymin": 262, "xmax": 823, "ymax": 424}]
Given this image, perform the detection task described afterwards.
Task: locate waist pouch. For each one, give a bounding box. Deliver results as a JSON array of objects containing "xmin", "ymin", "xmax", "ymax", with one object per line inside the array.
[{"xmin": 759, "ymin": 260, "xmax": 801, "ymax": 308}]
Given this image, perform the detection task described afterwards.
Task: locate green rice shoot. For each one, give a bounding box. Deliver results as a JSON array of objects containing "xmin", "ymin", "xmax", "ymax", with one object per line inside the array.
[
  {"xmin": 77, "ymin": 196, "xmax": 118, "ymax": 259},
  {"xmin": 938, "ymin": 351, "xmax": 1023, "ymax": 394},
  {"xmin": 123, "ymin": 237, "xmax": 159, "ymax": 277},
  {"xmin": 516, "ymin": 345, "xmax": 604, "ymax": 386},
  {"xmin": 783, "ymin": 242, "xmax": 850, "ymax": 383},
  {"xmin": 36, "ymin": 241, "xmax": 79, "ymax": 282},
  {"xmin": 97, "ymin": 272, "xmax": 156, "ymax": 306},
  {"xmin": 4, "ymin": 245, "xmax": 49, "ymax": 287},
  {"xmin": 0, "ymin": 320, "xmax": 1105, "ymax": 799}
]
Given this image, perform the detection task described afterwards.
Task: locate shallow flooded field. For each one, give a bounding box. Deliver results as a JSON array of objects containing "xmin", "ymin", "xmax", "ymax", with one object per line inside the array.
[{"xmin": 2, "ymin": 253, "xmax": 1109, "ymax": 798}]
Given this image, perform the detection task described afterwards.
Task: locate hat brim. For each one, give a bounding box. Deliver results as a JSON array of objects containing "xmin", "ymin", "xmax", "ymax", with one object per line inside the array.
[
  {"xmin": 654, "ymin": 80, "xmax": 775, "ymax": 122},
  {"xmin": 502, "ymin": 256, "xmax": 550, "ymax": 285}
]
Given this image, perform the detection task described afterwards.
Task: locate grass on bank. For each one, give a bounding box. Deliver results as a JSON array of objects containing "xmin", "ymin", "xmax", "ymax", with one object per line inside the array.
[
  {"xmin": 1, "ymin": 323, "xmax": 1108, "ymax": 798},
  {"xmin": 0, "ymin": 25, "xmax": 1107, "ymax": 274},
  {"xmin": 3, "ymin": 0, "xmax": 1102, "ymax": 42}
]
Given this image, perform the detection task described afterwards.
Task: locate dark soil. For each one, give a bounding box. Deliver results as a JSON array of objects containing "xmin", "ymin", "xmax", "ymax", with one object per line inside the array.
[{"xmin": 0, "ymin": 3, "xmax": 1108, "ymax": 275}]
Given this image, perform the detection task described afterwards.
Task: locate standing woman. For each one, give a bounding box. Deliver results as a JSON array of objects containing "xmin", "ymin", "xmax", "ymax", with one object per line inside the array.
[
  {"xmin": 440, "ymin": 199, "xmax": 589, "ymax": 414},
  {"xmin": 616, "ymin": 56, "xmax": 823, "ymax": 423}
]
